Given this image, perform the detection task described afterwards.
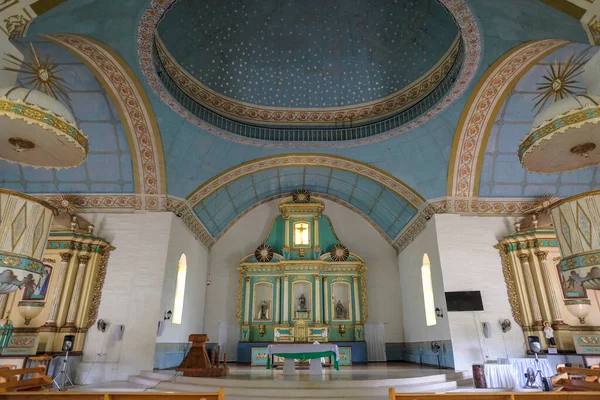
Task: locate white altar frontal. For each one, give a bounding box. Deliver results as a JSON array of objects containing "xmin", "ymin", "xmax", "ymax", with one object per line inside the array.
[{"xmin": 266, "ymin": 343, "xmax": 340, "ymax": 374}]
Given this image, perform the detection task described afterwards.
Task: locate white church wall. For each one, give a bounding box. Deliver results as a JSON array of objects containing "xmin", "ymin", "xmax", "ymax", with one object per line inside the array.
[
  {"xmin": 205, "ymin": 198, "xmax": 404, "ymax": 355},
  {"xmin": 434, "ymin": 214, "xmax": 526, "ymax": 372},
  {"xmin": 75, "ymin": 212, "xmax": 202, "ymax": 384},
  {"xmin": 154, "ymin": 216, "xmax": 209, "ymax": 368}
]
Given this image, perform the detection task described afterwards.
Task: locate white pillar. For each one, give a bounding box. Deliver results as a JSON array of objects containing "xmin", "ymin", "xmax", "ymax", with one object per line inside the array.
[
  {"xmin": 323, "ymin": 276, "xmax": 329, "ymax": 324},
  {"xmin": 315, "ymin": 274, "xmax": 321, "ymax": 323},
  {"xmin": 44, "ymin": 252, "xmax": 72, "ymax": 326},
  {"xmin": 518, "ymin": 253, "xmax": 542, "ymax": 326},
  {"xmin": 353, "ymin": 276, "xmax": 361, "ymax": 323},
  {"xmin": 535, "ymin": 251, "xmax": 564, "ymax": 323},
  {"xmin": 275, "ymin": 276, "xmax": 281, "ymax": 324},
  {"xmin": 244, "ymin": 277, "xmax": 251, "ymax": 325},
  {"xmin": 65, "ymin": 254, "xmax": 89, "ymax": 326},
  {"xmin": 283, "ymin": 275, "xmax": 289, "ymax": 323}
]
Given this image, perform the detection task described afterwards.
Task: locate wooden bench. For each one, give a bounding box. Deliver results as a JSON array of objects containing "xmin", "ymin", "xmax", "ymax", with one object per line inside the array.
[
  {"xmin": 0, "ymin": 366, "xmax": 52, "ymax": 393},
  {"xmin": 389, "ymin": 389, "xmax": 600, "ymax": 399},
  {"xmin": 0, "ymin": 388, "xmax": 225, "ymax": 399},
  {"xmin": 551, "ymin": 366, "xmax": 600, "ymax": 391}
]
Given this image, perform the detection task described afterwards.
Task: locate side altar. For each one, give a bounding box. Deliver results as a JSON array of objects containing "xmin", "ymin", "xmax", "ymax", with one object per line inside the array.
[{"xmin": 236, "ymin": 192, "xmax": 367, "ymax": 364}]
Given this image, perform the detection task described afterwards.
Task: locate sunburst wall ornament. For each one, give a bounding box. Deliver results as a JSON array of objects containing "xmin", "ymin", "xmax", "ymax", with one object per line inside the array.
[
  {"xmin": 292, "ymin": 189, "xmax": 311, "ymax": 203},
  {"xmin": 254, "ymin": 244, "xmax": 274, "ymax": 262},
  {"xmin": 532, "ymin": 51, "xmax": 589, "ymax": 115},
  {"xmin": 330, "ymin": 244, "xmax": 350, "ymax": 262},
  {"xmin": 47, "ymin": 194, "xmax": 84, "ymax": 216},
  {"xmin": 3, "ymin": 42, "xmax": 71, "ymax": 106}
]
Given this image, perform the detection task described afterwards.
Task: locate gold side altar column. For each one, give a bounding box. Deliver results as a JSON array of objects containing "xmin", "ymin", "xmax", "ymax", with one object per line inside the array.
[
  {"xmin": 323, "ymin": 275, "xmax": 329, "ymax": 324},
  {"xmin": 535, "ymin": 250, "xmax": 566, "ymax": 326},
  {"xmin": 275, "ymin": 276, "xmax": 281, "ymax": 324},
  {"xmin": 315, "ymin": 274, "xmax": 321, "ymax": 323},
  {"xmin": 283, "ymin": 275, "xmax": 289, "ymax": 323},
  {"xmin": 518, "ymin": 253, "xmax": 543, "ymax": 327},
  {"xmin": 244, "ymin": 277, "xmax": 251, "ymax": 325},
  {"xmin": 353, "ymin": 276, "xmax": 361, "ymax": 323},
  {"xmin": 284, "ymin": 216, "xmax": 290, "ymax": 248},
  {"xmin": 64, "ymin": 254, "xmax": 90, "ymax": 326},
  {"xmin": 43, "ymin": 252, "xmax": 72, "ymax": 327}
]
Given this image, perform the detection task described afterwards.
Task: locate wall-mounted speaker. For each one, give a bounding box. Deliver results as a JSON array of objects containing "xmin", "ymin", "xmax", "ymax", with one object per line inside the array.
[
  {"xmin": 528, "ymin": 336, "xmax": 542, "ymax": 353},
  {"xmin": 62, "ymin": 335, "xmax": 75, "ymax": 352}
]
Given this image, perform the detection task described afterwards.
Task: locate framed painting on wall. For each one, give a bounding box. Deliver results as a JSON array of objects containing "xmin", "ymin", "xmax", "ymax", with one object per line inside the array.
[{"xmin": 22, "ymin": 264, "xmax": 52, "ymax": 301}]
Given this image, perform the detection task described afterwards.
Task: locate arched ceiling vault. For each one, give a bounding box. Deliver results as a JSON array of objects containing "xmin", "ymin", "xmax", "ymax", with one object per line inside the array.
[{"xmin": 186, "ymin": 155, "xmax": 425, "ymax": 245}]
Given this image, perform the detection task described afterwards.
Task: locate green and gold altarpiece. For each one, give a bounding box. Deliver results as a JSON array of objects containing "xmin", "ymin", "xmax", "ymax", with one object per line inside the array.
[{"xmin": 237, "ymin": 193, "xmax": 367, "ymax": 344}]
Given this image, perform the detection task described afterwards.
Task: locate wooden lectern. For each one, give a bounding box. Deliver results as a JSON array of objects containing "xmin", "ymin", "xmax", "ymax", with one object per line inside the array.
[{"xmin": 176, "ymin": 334, "xmax": 229, "ymax": 377}]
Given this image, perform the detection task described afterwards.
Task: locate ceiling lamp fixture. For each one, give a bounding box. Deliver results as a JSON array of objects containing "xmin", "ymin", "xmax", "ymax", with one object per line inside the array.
[
  {"xmin": 0, "ymin": 44, "xmax": 87, "ymax": 169},
  {"xmin": 519, "ymin": 51, "xmax": 599, "ymax": 174}
]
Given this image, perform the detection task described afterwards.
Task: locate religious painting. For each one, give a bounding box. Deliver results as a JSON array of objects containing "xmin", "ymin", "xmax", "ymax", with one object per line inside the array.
[
  {"xmin": 22, "ymin": 264, "xmax": 52, "ymax": 301},
  {"xmin": 252, "ymin": 282, "xmax": 273, "ymax": 322},
  {"xmin": 331, "ymin": 281, "xmax": 351, "ymax": 321},
  {"xmin": 557, "ymin": 264, "xmax": 586, "ymax": 298},
  {"xmin": 251, "ymin": 347, "xmax": 269, "ymax": 366},
  {"xmin": 338, "ymin": 347, "xmax": 352, "ymax": 366},
  {"xmin": 292, "ymin": 281, "xmax": 311, "ymax": 319}
]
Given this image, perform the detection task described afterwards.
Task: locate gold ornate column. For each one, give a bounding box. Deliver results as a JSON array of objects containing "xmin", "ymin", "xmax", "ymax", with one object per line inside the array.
[
  {"xmin": 323, "ymin": 275, "xmax": 329, "ymax": 324},
  {"xmin": 353, "ymin": 275, "xmax": 361, "ymax": 323},
  {"xmin": 42, "ymin": 252, "xmax": 72, "ymax": 328},
  {"xmin": 313, "ymin": 215, "xmax": 319, "ymax": 245},
  {"xmin": 314, "ymin": 274, "xmax": 321, "ymax": 323},
  {"xmin": 244, "ymin": 277, "xmax": 251, "ymax": 325},
  {"xmin": 518, "ymin": 253, "xmax": 543, "ymax": 327},
  {"xmin": 275, "ymin": 276, "xmax": 281, "ymax": 324},
  {"xmin": 535, "ymin": 250, "xmax": 566, "ymax": 326},
  {"xmin": 64, "ymin": 254, "xmax": 90, "ymax": 327},
  {"xmin": 283, "ymin": 275, "xmax": 289, "ymax": 323}
]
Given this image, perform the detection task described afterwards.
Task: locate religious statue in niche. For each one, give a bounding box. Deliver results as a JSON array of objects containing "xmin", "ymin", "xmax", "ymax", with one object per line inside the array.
[
  {"xmin": 297, "ymin": 293, "xmax": 308, "ymax": 312},
  {"xmin": 335, "ymin": 300, "xmax": 348, "ymax": 319},
  {"xmin": 543, "ymin": 321, "xmax": 556, "ymax": 346},
  {"xmin": 256, "ymin": 300, "xmax": 269, "ymax": 320}
]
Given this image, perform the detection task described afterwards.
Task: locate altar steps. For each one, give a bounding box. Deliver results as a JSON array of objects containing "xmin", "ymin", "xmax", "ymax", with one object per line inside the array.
[{"xmin": 127, "ymin": 370, "xmax": 470, "ymax": 400}]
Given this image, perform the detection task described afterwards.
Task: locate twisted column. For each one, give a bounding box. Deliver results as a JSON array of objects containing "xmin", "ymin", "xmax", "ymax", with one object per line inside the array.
[
  {"xmin": 518, "ymin": 253, "xmax": 543, "ymax": 326},
  {"xmin": 65, "ymin": 254, "xmax": 90, "ymax": 326},
  {"xmin": 535, "ymin": 250, "xmax": 564, "ymax": 324},
  {"xmin": 43, "ymin": 252, "xmax": 72, "ymax": 327}
]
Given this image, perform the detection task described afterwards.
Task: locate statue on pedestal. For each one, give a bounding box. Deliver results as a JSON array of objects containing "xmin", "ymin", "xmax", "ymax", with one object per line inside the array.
[
  {"xmin": 335, "ymin": 300, "xmax": 346, "ymax": 319},
  {"xmin": 543, "ymin": 321, "xmax": 556, "ymax": 346},
  {"xmin": 298, "ymin": 293, "xmax": 307, "ymax": 312},
  {"xmin": 257, "ymin": 301, "xmax": 269, "ymax": 320}
]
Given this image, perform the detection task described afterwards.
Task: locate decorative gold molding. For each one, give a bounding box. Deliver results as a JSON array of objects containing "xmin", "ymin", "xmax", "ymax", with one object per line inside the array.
[
  {"xmin": 85, "ymin": 245, "xmax": 115, "ymax": 329},
  {"xmin": 496, "ymin": 244, "xmax": 524, "ymax": 327}
]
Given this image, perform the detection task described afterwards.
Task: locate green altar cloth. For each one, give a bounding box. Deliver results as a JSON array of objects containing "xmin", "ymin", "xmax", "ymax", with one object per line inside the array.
[{"xmin": 266, "ymin": 350, "xmax": 339, "ymax": 370}]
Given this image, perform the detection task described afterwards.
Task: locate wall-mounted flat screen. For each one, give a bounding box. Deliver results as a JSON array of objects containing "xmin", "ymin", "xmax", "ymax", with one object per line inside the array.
[{"xmin": 445, "ymin": 291, "xmax": 484, "ymax": 312}]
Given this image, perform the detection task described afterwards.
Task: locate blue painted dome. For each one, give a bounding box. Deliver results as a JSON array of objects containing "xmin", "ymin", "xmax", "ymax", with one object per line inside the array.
[{"xmin": 155, "ymin": 0, "xmax": 462, "ymax": 140}]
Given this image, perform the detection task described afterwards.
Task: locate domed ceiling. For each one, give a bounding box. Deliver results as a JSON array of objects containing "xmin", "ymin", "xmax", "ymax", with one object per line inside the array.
[{"xmin": 154, "ymin": 0, "xmax": 462, "ymax": 141}]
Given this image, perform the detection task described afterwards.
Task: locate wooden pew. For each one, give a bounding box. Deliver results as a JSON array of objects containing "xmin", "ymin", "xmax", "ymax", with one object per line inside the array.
[
  {"xmin": 0, "ymin": 388, "xmax": 225, "ymax": 399},
  {"xmin": 389, "ymin": 389, "xmax": 600, "ymax": 399},
  {"xmin": 0, "ymin": 366, "xmax": 52, "ymax": 393},
  {"xmin": 551, "ymin": 366, "xmax": 600, "ymax": 391}
]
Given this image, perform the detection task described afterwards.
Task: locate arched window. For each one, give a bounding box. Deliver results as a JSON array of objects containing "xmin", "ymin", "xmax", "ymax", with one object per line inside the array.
[
  {"xmin": 293, "ymin": 221, "xmax": 310, "ymax": 247},
  {"xmin": 421, "ymin": 254, "xmax": 436, "ymax": 326},
  {"xmin": 172, "ymin": 254, "xmax": 187, "ymax": 325}
]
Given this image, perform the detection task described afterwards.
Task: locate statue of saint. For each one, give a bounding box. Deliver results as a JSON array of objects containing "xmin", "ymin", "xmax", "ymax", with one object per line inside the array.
[
  {"xmin": 257, "ymin": 301, "xmax": 269, "ymax": 320},
  {"xmin": 298, "ymin": 293, "xmax": 307, "ymax": 312},
  {"xmin": 335, "ymin": 300, "xmax": 346, "ymax": 319},
  {"xmin": 543, "ymin": 321, "xmax": 555, "ymax": 346}
]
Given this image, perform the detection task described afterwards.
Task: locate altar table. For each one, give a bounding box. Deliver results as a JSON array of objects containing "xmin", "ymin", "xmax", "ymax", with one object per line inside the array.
[
  {"xmin": 266, "ymin": 344, "xmax": 340, "ymax": 373},
  {"xmin": 484, "ymin": 358, "xmax": 553, "ymax": 389}
]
